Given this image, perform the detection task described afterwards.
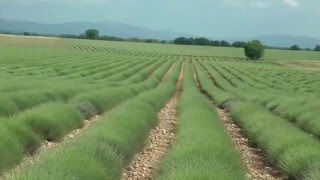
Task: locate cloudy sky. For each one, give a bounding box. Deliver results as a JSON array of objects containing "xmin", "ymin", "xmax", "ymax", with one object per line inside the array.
[{"xmin": 0, "ymin": 0, "xmax": 319, "ymax": 38}]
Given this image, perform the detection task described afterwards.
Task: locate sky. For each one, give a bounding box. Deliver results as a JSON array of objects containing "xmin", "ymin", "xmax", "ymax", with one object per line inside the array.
[{"xmin": 0, "ymin": 0, "xmax": 319, "ymax": 38}]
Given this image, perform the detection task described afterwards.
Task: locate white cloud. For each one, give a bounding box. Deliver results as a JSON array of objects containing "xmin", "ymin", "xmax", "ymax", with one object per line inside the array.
[{"xmin": 283, "ymin": 0, "xmax": 298, "ymax": 8}]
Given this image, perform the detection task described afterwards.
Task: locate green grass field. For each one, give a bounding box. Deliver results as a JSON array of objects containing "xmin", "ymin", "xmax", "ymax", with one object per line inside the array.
[{"xmin": 0, "ymin": 34, "xmax": 320, "ymax": 179}]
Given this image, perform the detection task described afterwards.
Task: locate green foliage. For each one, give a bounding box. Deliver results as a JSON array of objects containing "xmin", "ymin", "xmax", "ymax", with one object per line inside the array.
[
  {"xmin": 0, "ymin": 121, "xmax": 41, "ymax": 173},
  {"xmin": 23, "ymin": 32, "xmax": 31, "ymax": 36},
  {"xmin": 229, "ymin": 102, "xmax": 320, "ymax": 179},
  {"xmin": 144, "ymin": 39, "xmax": 161, "ymax": 43},
  {"xmin": 232, "ymin": 41, "xmax": 246, "ymax": 48},
  {"xmin": 4, "ymin": 121, "xmax": 41, "ymax": 154},
  {"xmin": 0, "ymin": 96, "xmax": 19, "ymax": 116},
  {"xmin": 244, "ymin": 40, "xmax": 265, "ymax": 60},
  {"xmin": 0, "ymin": 87, "xmax": 86, "ymax": 117},
  {"xmin": 173, "ymin": 37, "xmax": 195, "ymax": 45},
  {"xmin": 157, "ymin": 63, "xmax": 246, "ymax": 180},
  {"xmin": 71, "ymin": 87, "xmax": 137, "ymax": 115},
  {"xmin": 1, "ymin": 35, "xmax": 320, "ymax": 179},
  {"xmin": 193, "ymin": 62, "xmax": 234, "ymax": 107},
  {"xmin": 0, "ymin": 126, "xmax": 24, "ymax": 173},
  {"xmin": 314, "ymin": 45, "xmax": 320, "ymax": 52},
  {"xmin": 20, "ymin": 103, "xmax": 84, "ymax": 141},
  {"xmin": 221, "ymin": 40, "xmax": 231, "ymax": 47},
  {"xmin": 194, "ymin": 37, "xmax": 210, "ymax": 46},
  {"xmin": 173, "ymin": 37, "xmax": 231, "ymax": 47},
  {"xmin": 85, "ymin": 29, "xmax": 100, "ymax": 39},
  {"xmin": 210, "ymin": 40, "xmax": 221, "ymax": 46},
  {"xmin": 13, "ymin": 64, "xmax": 181, "ymax": 180},
  {"xmin": 195, "ymin": 59, "xmax": 320, "ymax": 179},
  {"xmin": 290, "ymin": 44, "xmax": 301, "ymax": 51},
  {"xmin": 0, "ymin": 59, "xmax": 173, "ymax": 173}
]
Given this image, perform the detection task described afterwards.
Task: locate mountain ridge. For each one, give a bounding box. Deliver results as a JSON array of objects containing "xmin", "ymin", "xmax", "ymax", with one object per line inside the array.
[
  {"xmin": 0, "ymin": 19, "xmax": 194, "ymax": 40},
  {"xmin": 0, "ymin": 19, "xmax": 319, "ymax": 48}
]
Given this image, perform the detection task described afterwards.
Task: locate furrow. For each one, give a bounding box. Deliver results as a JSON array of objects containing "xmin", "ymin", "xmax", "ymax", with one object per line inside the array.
[
  {"xmin": 122, "ymin": 64, "xmax": 184, "ymax": 180},
  {"xmin": 192, "ymin": 62, "xmax": 286, "ymax": 180}
]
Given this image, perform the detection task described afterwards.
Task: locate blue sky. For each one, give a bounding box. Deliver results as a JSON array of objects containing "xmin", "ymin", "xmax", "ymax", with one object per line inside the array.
[{"xmin": 0, "ymin": 0, "xmax": 319, "ymax": 38}]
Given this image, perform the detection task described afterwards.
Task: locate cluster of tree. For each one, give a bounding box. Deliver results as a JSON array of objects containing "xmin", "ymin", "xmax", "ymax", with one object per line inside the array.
[
  {"xmin": 289, "ymin": 44, "xmax": 301, "ymax": 51},
  {"xmin": 243, "ymin": 41, "xmax": 320, "ymax": 60},
  {"xmin": 23, "ymin": 32, "xmax": 39, "ymax": 36},
  {"xmin": 173, "ymin": 37, "xmax": 320, "ymax": 53},
  {"xmin": 278, "ymin": 44, "xmax": 320, "ymax": 51},
  {"xmin": 145, "ymin": 39, "xmax": 167, "ymax": 43},
  {"xmin": 61, "ymin": 29, "xmax": 101, "ymax": 39},
  {"xmin": 266, "ymin": 44, "xmax": 320, "ymax": 52},
  {"xmin": 173, "ymin": 37, "xmax": 246, "ymax": 48},
  {"xmin": 85, "ymin": 29, "xmax": 100, "ymax": 39},
  {"xmin": 60, "ymin": 29, "xmax": 169, "ymax": 44}
]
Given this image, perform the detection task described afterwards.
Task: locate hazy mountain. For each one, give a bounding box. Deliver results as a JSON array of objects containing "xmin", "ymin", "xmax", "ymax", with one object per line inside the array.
[
  {"xmin": 0, "ymin": 19, "xmax": 194, "ymax": 40},
  {"xmin": 1, "ymin": 19, "xmax": 319, "ymax": 48},
  {"xmin": 253, "ymin": 35, "xmax": 320, "ymax": 49}
]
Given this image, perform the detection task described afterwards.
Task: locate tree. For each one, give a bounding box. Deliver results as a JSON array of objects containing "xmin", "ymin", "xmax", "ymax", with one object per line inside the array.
[
  {"xmin": 210, "ymin": 40, "xmax": 221, "ymax": 46},
  {"xmin": 145, "ymin": 39, "xmax": 153, "ymax": 43},
  {"xmin": 194, "ymin": 37, "xmax": 210, "ymax": 46},
  {"xmin": 24, "ymin": 32, "xmax": 31, "ymax": 36},
  {"xmin": 221, "ymin": 40, "xmax": 231, "ymax": 47},
  {"xmin": 289, "ymin": 44, "xmax": 301, "ymax": 51},
  {"xmin": 315, "ymin": 45, "xmax": 320, "ymax": 52},
  {"xmin": 100, "ymin": 35, "xmax": 124, "ymax": 41},
  {"xmin": 173, "ymin": 37, "xmax": 194, "ymax": 45},
  {"xmin": 244, "ymin": 40, "xmax": 265, "ymax": 60},
  {"xmin": 174, "ymin": 37, "xmax": 185, "ymax": 44},
  {"xmin": 232, "ymin": 41, "xmax": 246, "ymax": 48},
  {"xmin": 85, "ymin": 29, "xmax": 100, "ymax": 39}
]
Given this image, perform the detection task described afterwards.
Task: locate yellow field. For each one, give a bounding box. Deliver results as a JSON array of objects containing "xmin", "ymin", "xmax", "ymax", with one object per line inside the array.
[{"xmin": 0, "ymin": 34, "xmax": 68, "ymax": 48}]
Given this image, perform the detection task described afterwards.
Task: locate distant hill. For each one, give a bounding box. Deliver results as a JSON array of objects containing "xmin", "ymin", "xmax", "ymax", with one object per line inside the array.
[
  {"xmin": 0, "ymin": 19, "xmax": 193, "ymax": 40},
  {"xmin": 254, "ymin": 35, "xmax": 320, "ymax": 49},
  {"xmin": 1, "ymin": 19, "xmax": 319, "ymax": 48}
]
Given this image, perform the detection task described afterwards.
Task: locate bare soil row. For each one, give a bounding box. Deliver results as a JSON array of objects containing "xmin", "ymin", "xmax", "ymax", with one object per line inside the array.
[
  {"xmin": 122, "ymin": 65, "xmax": 184, "ymax": 180},
  {"xmin": 192, "ymin": 64, "xmax": 286, "ymax": 180}
]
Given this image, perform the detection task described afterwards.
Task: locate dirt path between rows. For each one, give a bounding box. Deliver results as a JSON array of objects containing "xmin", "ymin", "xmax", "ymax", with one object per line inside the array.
[
  {"xmin": 122, "ymin": 64, "xmax": 184, "ymax": 180},
  {"xmin": 159, "ymin": 63, "xmax": 175, "ymax": 83},
  {"xmin": 192, "ymin": 63, "xmax": 286, "ymax": 180},
  {"xmin": 216, "ymin": 109, "xmax": 286, "ymax": 180},
  {"xmin": 149, "ymin": 61, "xmax": 169, "ymax": 78}
]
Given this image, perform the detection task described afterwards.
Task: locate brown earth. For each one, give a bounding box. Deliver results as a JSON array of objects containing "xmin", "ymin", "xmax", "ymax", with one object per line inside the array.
[
  {"xmin": 216, "ymin": 109, "xmax": 286, "ymax": 180},
  {"xmin": 0, "ymin": 34, "xmax": 67, "ymax": 48},
  {"xmin": 122, "ymin": 65, "xmax": 184, "ymax": 180}
]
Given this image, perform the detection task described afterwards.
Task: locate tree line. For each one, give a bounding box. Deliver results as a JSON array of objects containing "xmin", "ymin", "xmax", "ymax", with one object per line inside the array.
[
  {"xmin": 173, "ymin": 37, "xmax": 320, "ymax": 52},
  {"xmin": 288, "ymin": 44, "xmax": 320, "ymax": 52},
  {"xmin": 173, "ymin": 37, "xmax": 246, "ymax": 48},
  {"xmin": 19, "ymin": 28, "xmax": 320, "ymax": 52},
  {"xmin": 60, "ymin": 29, "xmax": 169, "ymax": 44},
  {"xmin": 74, "ymin": 30, "xmax": 265, "ymax": 60},
  {"xmin": 74, "ymin": 30, "xmax": 320, "ymax": 60}
]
